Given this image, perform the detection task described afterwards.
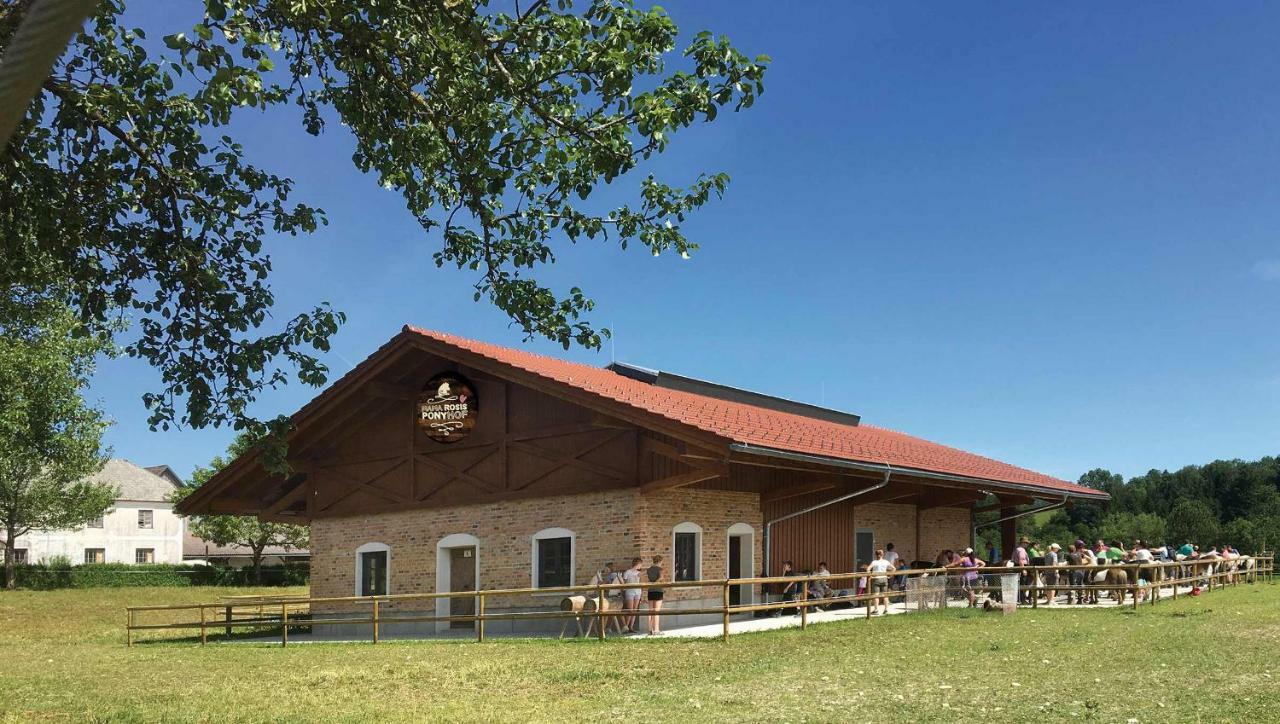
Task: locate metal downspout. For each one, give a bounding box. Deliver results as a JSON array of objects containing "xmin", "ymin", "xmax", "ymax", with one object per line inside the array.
[{"xmin": 762, "ymin": 464, "xmax": 892, "ymax": 579}]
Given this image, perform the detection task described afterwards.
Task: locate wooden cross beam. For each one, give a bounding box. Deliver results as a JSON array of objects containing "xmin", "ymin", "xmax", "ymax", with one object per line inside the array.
[{"xmin": 639, "ymin": 467, "xmax": 727, "ymax": 494}]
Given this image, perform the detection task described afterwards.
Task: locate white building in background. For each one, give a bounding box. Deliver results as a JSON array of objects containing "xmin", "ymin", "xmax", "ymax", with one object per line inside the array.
[{"xmin": 6, "ymin": 459, "xmax": 184, "ymax": 565}]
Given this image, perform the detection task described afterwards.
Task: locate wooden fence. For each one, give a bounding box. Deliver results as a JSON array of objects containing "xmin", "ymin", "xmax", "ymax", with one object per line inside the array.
[{"xmin": 125, "ymin": 553, "xmax": 1275, "ymax": 647}]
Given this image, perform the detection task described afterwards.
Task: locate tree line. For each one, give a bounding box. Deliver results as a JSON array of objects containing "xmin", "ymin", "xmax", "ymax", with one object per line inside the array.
[{"xmin": 1016, "ymin": 458, "xmax": 1280, "ymax": 555}]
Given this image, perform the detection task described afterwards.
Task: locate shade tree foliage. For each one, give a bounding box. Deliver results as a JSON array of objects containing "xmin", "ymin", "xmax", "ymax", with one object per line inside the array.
[{"xmin": 0, "ymin": 0, "xmax": 768, "ymax": 444}]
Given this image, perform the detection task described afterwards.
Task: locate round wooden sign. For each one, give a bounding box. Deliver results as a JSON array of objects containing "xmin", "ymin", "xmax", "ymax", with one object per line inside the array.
[{"xmin": 417, "ymin": 373, "xmax": 479, "ymax": 443}]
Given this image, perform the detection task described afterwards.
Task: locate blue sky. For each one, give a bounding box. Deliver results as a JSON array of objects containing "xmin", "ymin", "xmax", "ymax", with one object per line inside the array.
[{"xmin": 93, "ymin": 1, "xmax": 1280, "ymax": 482}]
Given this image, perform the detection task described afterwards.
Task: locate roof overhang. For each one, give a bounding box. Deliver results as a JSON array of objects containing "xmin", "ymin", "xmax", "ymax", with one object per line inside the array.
[{"xmin": 728, "ymin": 443, "xmax": 1109, "ymax": 502}]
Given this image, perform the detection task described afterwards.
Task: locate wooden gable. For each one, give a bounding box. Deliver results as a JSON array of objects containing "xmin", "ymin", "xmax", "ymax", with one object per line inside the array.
[{"xmin": 277, "ymin": 347, "xmax": 641, "ymax": 519}]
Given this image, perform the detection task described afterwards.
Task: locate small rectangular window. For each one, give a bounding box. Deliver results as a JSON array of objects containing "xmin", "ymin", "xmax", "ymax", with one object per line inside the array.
[
  {"xmin": 536, "ymin": 537, "xmax": 572, "ymax": 588},
  {"xmin": 87, "ymin": 515, "xmax": 104, "ymax": 528},
  {"xmin": 137, "ymin": 510, "xmax": 153, "ymax": 529},
  {"xmin": 84, "ymin": 548, "xmax": 105, "ymax": 564},
  {"xmin": 10, "ymin": 549, "xmax": 27, "ymax": 564},
  {"xmin": 360, "ymin": 550, "xmax": 388, "ymax": 596},
  {"xmin": 674, "ymin": 532, "xmax": 699, "ymax": 582},
  {"xmin": 135, "ymin": 548, "xmax": 155, "ymax": 564}
]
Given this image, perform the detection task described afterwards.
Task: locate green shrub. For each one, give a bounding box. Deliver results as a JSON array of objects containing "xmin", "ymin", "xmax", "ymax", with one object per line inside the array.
[{"xmin": 9, "ymin": 562, "xmax": 309, "ymax": 590}]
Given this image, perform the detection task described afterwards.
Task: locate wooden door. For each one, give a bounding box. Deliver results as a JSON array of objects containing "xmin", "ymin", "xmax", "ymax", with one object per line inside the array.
[
  {"xmin": 728, "ymin": 535, "xmax": 743, "ymax": 605},
  {"xmin": 449, "ymin": 547, "xmax": 476, "ymax": 629},
  {"xmin": 855, "ymin": 529, "xmax": 874, "ymax": 571}
]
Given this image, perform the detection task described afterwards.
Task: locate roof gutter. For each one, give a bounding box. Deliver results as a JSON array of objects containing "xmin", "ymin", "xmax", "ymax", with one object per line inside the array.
[
  {"xmin": 729, "ymin": 443, "xmax": 1105, "ymax": 501},
  {"xmin": 762, "ymin": 464, "xmax": 891, "ymax": 578}
]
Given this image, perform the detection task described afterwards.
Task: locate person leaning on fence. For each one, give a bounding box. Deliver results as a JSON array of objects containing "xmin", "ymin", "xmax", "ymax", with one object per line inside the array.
[
  {"xmin": 866, "ymin": 549, "xmax": 894, "ymax": 615},
  {"xmin": 621, "ymin": 557, "xmax": 643, "ymax": 633},
  {"xmin": 893, "ymin": 557, "xmax": 910, "ymax": 591},
  {"xmin": 588, "ymin": 562, "xmax": 616, "ymax": 591}
]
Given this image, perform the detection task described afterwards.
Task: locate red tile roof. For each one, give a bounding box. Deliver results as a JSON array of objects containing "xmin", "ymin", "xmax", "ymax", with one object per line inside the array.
[{"xmin": 406, "ymin": 327, "xmax": 1105, "ymax": 499}]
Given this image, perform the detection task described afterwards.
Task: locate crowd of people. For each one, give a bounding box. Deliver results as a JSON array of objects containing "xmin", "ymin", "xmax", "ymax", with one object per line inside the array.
[
  {"xmin": 771, "ymin": 537, "xmax": 1254, "ymax": 615},
  {"xmin": 586, "ymin": 555, "xmax": 667, "ymax": 636},
  {"xmin": 579, "ymin": 537, "xmax": 1254, "ymax": 635}
]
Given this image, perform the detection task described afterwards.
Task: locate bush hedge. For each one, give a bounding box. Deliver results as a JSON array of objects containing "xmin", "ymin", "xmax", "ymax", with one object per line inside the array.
[{"xmin": 10, "ymin": 562, "xmax": 309, "ymax": 590}]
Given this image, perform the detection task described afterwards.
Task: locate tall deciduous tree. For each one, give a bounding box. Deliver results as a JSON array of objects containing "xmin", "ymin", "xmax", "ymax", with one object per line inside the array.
[
  {"xmin": 172, "ymin": 433, "xmax": 308, "ymax": 583},
  {"xmin": 1166, "ymin": 499, "xmax": 1221, "ymax": 547},
  {"xmin": 0, "ymin": 296, "xmax": 113, "ymax": 588},
  {"xmin": 0, "ymin": 0, "xmax": 768, "ymax": 441}
]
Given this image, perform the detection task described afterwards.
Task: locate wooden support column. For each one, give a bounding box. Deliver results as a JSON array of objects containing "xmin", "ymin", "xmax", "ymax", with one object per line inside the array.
[{"xmin": 1000, "ymin": 507, "xmax": 1018, "ymax": 561}]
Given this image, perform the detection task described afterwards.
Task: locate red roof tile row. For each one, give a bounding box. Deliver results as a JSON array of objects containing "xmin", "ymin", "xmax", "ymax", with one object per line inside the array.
[{"xmin": 406, "ymin": 327, "xmax": 1105, "ymax": 499}]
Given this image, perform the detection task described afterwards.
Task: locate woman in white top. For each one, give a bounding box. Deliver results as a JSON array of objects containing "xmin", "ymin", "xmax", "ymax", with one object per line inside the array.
[{"xmin": 866, "ymin": 550, "xmax": 895, "ymax": 615}]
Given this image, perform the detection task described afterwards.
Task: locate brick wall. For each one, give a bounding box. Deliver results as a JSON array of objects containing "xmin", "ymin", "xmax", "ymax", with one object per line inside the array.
[
  {"xmin": 635, "ymin": 488, "xmax": 763, "ymax": 601},
  {"xmin": 311, "ymin": 487, "xmax": 762, "ymax": 612},
  {"xmin": 919, "ymin": 506, "xmax": 973, "ymax": 562}
]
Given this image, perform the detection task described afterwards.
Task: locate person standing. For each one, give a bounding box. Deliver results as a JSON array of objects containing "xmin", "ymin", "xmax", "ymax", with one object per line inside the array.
[
  {"xmin": 1066, "ymin": 543, "xmax": 1086, "ymax": 605},
  {"xmin": 621, "ymin": 557, "xmax": 643, "ymax": 633},
  {"xmin": 645, "ymin": 555, "xmax": 665, "ymax": 635},
  {"xmin": 1014, "ymin": 537, "xmax": 1031, "ymax": 604},
  {"xmin": 1042, "ymin": 543, "xmax": 1061, "ymax": 604},
  {"xmin": 773, "ymin": 560, "xmax": 797, "ymax": 617},
  {"xmin": 866, "ymin": 549, "xmax": 894, "ymax": 615},
  {"xmin": 948, "ymin": 547, "xmax": 985, "ymax": 607}
]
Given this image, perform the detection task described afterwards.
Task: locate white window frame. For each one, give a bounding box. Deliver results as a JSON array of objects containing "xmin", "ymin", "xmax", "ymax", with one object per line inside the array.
[
  {"xmin": 672, "ymin": 521, "xmax": 703, "ymax": 582},
  {"xmin": 138, "ymin": 509, "xmax": 153, "ymax": 529},
  {"xmin": 11, "ymin": 548, "xmax": 27, "ymax": 564},
  {"xmin": 531, "ymin": 527, "xmax": 576, "ymax": 590},
  {"xmin": 84, "ymin": 548, "xmax": 105, "ymax": 564},
  {"xmin": 355, "ymin": 542, "xmax": 392, "ymax": 597},
  {"xmin": 135, "ymin": 548, "xmax": 155, "ymax": 564}
]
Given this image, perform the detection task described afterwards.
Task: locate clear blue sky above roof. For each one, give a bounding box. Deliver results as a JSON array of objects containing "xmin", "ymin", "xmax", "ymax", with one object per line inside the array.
[{"xmin": 92, "ymin": 1, "xmax": 1280, "ymax": 483}]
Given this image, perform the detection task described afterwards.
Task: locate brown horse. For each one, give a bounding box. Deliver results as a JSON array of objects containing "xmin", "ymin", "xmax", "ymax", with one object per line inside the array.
[{"xmin": 1088, "ymin": 564, "xmax": 1131, "ymax": 605}]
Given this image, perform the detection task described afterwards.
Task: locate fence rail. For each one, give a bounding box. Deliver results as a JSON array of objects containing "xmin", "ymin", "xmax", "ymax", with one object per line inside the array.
[{"xmin": 125, "ymin": 553, "xmax": 1275, "ymax": 647}]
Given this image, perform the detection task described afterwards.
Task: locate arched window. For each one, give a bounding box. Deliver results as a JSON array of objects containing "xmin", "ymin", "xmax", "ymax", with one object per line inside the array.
[
  {"xmin": 532, "ymin": 527, "xmax": 575, "ymax": 588},
  {"xmin": 355, "ymin": 542, "xmax": 391, "ymax": 596},
  {"xmin": 672, "ymin": 522, "xmax": 703, "ymax": 582}
]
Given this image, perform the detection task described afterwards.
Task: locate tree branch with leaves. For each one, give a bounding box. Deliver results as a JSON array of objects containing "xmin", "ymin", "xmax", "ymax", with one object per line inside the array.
[{"xmin": 1, "ymin": 0, "xmax": 767, "ymax": 445}]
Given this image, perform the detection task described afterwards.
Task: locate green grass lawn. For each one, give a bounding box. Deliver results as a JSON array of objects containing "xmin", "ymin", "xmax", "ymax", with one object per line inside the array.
[{"xmin": 2, "ymin": 584, "xmax": 1279, "ymax": 723}]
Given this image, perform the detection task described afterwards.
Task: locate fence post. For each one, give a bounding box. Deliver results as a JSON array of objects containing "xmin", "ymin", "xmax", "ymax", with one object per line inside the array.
[
  {"xmin": 1132, "ymin": 567, "xmax": 1139, "ymax": 611},
  {"xmin": 596, "ymin": 582, "xmax": 606, "ymax": 642},
  {"xmin": 200, "ymin": 605, "xmax": 207, "ymax": 645},
  {"xmin": 722, "ymin": 580, "xmax": 730, "ymax": 643},
  {"xmin": 224, "ymin": 605, "xmax": 232, "ymax": 637},
  {"xmin": 1031, "ymin": 567, "xmax": 1038, "ymax": 609},
  {"xmin": 372, "ymin": 598, "xmax": 380, "ymax": 644},
  {"xmin": 476, "ymin": 593, "xmax": 485, "ymax": 643},
  {"xmin": 800, "ymin": 577, "xmax": 809, "ymax": 630},
  {"xmin": 126, "ymin": 609, "xmax": 133, "ymax": 648},
  {"xmin": 865, "ymin": 574, "xmax": 872, "ymax": 620},
  {"xmin": 281, "ymin": 603, "xmax": 288, "ymax": 647}
]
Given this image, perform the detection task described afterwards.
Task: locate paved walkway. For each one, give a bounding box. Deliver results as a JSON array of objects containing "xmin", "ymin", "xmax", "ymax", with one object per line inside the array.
[
  {"xmin": 657, "ymin": 579, "xmax": 1219, "ymax": 639},
  {"xmin": 210, "ymin": 578, "xmax": 1251, "ymax": 645}
]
